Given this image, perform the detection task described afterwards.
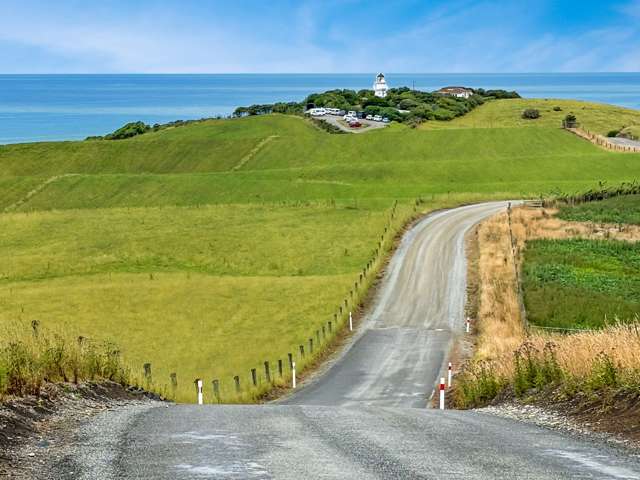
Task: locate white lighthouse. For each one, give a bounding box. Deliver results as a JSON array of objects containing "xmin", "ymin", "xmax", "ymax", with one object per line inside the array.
[{"xmin": 373, "ymin": 73, "xmax": 389, "ymax": 98}]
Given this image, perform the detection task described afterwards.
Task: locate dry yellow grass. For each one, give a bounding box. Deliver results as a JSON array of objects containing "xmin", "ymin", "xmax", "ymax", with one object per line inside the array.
[
  {"xmin": 475, "ymin": 211, "xmax": 524, "ymax": 361},
  {"xmin": 465, "ymin": 204, "xmax": 640, "ymax": 397}
]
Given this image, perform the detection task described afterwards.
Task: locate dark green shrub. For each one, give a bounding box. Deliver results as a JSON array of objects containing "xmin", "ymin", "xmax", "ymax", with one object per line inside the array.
[
  {"xmin": 607, "ymin": 130, "xmax": 620, "ymax": 138},
  {"xmin": 104, "ymin": 121, "xmax": 150, "ymax": 140},
  {"xmin": 588, "ymin": 351, "xmax": 618, "ymax": 390},
  {"xmin": 553, "ymin": 106, "xmax": 562, "ymax": 112},
  {"xmin": 454, "ymin": 360, "xmax": 502, "ymax": 408},
  {"xmin": 522, "ymin": 109, "xmax": 541, "ymax": 120}
]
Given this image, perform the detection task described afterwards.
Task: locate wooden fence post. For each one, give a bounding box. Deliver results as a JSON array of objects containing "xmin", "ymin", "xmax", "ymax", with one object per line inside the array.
[
  {"xmin": 170, "ymin": 372, "xmax": 177, "ymax": 397},
  {"xmin": 278, "ymin": 359, "xmax": 283, "ymax": 378},
  {"xmin": 251, "ymin": 368, "xmax": 257, "ymax": 387},
  {"xmin": 264, "ymin": 361, "xmax": 271, "ymax": 383},
  {"xmin": 143, "ymin": 363, "xmax": 152, "ymax": 384},
  {"xmin": 288, "ymin": 352, "xmax": 293, "ymax": 369},
  {"xmin": 212, "ymin": 379, "xmax": 220, "ymax": 403},
  {"xmin": 234, "ymin": 375, "xmax": 241, "ymax": 393}
]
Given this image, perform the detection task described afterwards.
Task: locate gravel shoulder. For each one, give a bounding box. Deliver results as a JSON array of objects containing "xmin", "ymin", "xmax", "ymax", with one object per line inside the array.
[{"xmin": 0, "ymin": 382, "xmax": 161, "ymax": 479}]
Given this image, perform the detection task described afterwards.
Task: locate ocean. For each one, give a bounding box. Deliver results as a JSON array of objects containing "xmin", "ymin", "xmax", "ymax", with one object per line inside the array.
[{"xmin": 1, "ymin": 73, "xmax": 639, "ymax": 144}]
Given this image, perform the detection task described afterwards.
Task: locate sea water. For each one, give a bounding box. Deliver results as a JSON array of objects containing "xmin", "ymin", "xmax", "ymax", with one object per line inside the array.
[{"xmin": 1, "ymin": 73, "xmax": 639, "ymax": 144}]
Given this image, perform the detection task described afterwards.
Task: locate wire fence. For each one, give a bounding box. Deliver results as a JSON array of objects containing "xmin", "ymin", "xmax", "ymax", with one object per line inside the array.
[
  {"xmin": 564, "ymin": 126, "xmax": 640, "ymax": 153},
  {"xmin": 143, "ymin": 198, "xmax": 427, "ymax": 404}
]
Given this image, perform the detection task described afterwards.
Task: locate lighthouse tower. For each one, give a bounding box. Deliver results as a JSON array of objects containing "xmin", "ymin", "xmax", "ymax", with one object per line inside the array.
[{"xmin": 373, "ymin": 73, "xmax": 389, "ymax": 98}]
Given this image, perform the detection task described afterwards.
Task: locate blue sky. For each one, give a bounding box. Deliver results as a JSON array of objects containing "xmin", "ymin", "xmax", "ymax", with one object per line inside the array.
[{"xmin": 1, "ymin": 0, "xmax": 639, "ymax": 73}]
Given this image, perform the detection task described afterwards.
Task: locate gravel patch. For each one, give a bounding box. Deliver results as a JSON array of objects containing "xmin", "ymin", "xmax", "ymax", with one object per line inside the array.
[{"xmin": 477, "ymin": 402, "xmax": 640, "ymax": 453}]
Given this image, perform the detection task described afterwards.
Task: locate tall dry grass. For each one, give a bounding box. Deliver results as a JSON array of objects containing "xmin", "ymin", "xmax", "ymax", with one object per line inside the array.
[
  {"xmin": 475, "ymin": 211, "xmax": 525, "ymax": 361},
  {"xmin": 0, "ymin": 320, "xmax": 132, "ymax": 399},
  {"xmin": 456, "ymin": 206, "xmax": 640, "ymax": 407}
]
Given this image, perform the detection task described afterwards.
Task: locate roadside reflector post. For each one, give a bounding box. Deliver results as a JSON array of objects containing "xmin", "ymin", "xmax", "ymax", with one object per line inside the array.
[
  {"xmin": 447, "ymin": 362, "xmax": 452, "ymax": 388},
  {"xmin": 292, "ymin": 361, "xmax": 297, "ymax": 389},
  {"xmin": 465, "ymin": 317, "xmax": 471, "ymax": 334},
  {"xmin": 439, "ymin": 377, "xmax": 446, "ymax": 410},
  {"xmin": 349, "ymin": 311, "xmax": 353, "ymax": 332},
  {"xmin": 195, "ymin": 378, "xmax": 203, "ymax": 405}
]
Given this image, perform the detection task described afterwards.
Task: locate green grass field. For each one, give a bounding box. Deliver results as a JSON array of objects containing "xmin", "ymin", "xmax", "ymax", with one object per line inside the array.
[
  {"xmin": 2, "ymin": 101, "xmax": 640, "ymax": 401},
  {"xmin": 557, "ymin": 195, "xmax": 640, "ymax": 225},
  {"xmin": 420, "ymin": 98, "xmax": 640, "ymax": 135},
  {"xmin": 523, "ymin": 239, "xmax": 640, "ymax": 329}
]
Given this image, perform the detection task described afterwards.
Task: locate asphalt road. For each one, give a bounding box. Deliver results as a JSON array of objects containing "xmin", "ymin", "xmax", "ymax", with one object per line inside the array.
[
  {"xmin": 49, "ymin": 202, "xmax": 640, "ymax": 479},
  {"xmin": 281, "ymin": 202, "xmax": 510, "ymax": 407}
]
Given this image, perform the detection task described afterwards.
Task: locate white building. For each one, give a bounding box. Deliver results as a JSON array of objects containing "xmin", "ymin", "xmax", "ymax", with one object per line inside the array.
[
  {"xmin": 373, "ymin": 73, "xmax": 389, "ymax": 98},
  {"xmin": 437, "ymin": 86, "xmax": 473, "ymax": 99}
]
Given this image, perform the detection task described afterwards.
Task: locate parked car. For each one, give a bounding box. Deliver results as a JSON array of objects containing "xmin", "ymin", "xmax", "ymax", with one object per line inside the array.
[
  {"xmin": 326, "ymin": 108, "xmax": 340, "ymax": 115},
  {"xmin": 343, "ymin": 114, "xmax": 353, "ymax": 121},
  {"xmin": 366, "ymin": 115, "xmax": 373, "ymax": 120},
  {"xmin": 348, "ymin": 111, "xmax": 357, "ymax": 117},
  {"xmin": 307, "ymin": 108, "xmax": 326, "ymax": 116},
  {"xmin": 338, "ymin": 110, "xmax": 346, "ymax": 116},
  {"xmin": 356, "ymin": 112, "xmax": 365, "ymax": 119},
  {"xmin": 373, "ymin": 115, "xmax": 382, "ymax": 122},
  {"xmin": 382, "ymin": 117, "xmax": 390, "ymax": 123},
  {"xmin": 349, "ymin": 121, "xmax": 362, "ymax": 128}
]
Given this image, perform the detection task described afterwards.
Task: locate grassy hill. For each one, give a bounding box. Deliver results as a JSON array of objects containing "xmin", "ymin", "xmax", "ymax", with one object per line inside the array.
[
  {"xmin": 420, "ymin": 98, "xmax": 640, "ymax": 135},
  {"xmin": 1, "ymin": 103, "xmax": 640, "ymax": 401}
]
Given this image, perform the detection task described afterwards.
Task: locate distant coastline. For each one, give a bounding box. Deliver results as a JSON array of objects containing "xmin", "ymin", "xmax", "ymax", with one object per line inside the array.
[{"xmin": 1, "ymin": 73, "xmax": 639, "ymax": 144}]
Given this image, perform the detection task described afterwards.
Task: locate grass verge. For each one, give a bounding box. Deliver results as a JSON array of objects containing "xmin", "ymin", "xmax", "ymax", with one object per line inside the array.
[
  {"xmin": 455, "ymin": 204, "xmax": 640, "ymax": 415},
  {"xmin": 0, "ymin": 321, "xmax": 133, "ymax": 400}
]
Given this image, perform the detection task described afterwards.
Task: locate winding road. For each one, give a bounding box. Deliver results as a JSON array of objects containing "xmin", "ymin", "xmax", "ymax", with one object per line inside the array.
[{"xmin": 53, "ymin": 202, "xmax": 640, "ymax": 479}]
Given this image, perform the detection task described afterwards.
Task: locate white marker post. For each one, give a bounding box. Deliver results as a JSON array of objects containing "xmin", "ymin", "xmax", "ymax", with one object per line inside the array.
[
  {"xmin": 349, "ymin": 311, "xmax": 353, "ymax": 332},
  {"xmin": 439, "ymin": 377, "xmax": 446, "ymax": 410},
  {"xmin": 196, "ymin": 379, "xmax": 203, "ymax": 405},
  {"xmin": 447, "ymin": 362, "xmax": 452, "ymax": 388},
  {"xmin": 465, "ymin": 317, "xmax": 470, "ymax": 334},
  {"xmin": 292, "ymin": 361, "xmax": 297, "ymax": 389}
]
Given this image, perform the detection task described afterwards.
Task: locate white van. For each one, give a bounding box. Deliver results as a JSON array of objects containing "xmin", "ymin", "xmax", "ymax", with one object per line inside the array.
[
  {"xmin": 307, "ymin": 108, "xmax": 327, "ymax": 116},
  {"xmin": 326, "ymin": 108, "xmax": 340, "ymax": 115}
]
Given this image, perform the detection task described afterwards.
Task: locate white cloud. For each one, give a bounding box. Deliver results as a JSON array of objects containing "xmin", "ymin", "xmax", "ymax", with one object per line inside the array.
[{"xmin": 0, "ymin": 0, "xmax": 638, "ymax": 73}]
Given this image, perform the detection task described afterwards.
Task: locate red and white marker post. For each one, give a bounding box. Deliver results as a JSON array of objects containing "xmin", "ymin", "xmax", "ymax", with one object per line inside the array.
[
  {"xmin": 439, "ymin": 377, "xmax": 446, "ymax": 410},
  {"xmin": 349, "ymin": 311, "xmax": 353, "ymax": 332},
  {"xmin": 465, "ymin": 317, "xmax": 471, "ymax": 333},
  {"xmin": 447, "ymin": 362, "xmax": 452, "ymax": 388}
]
